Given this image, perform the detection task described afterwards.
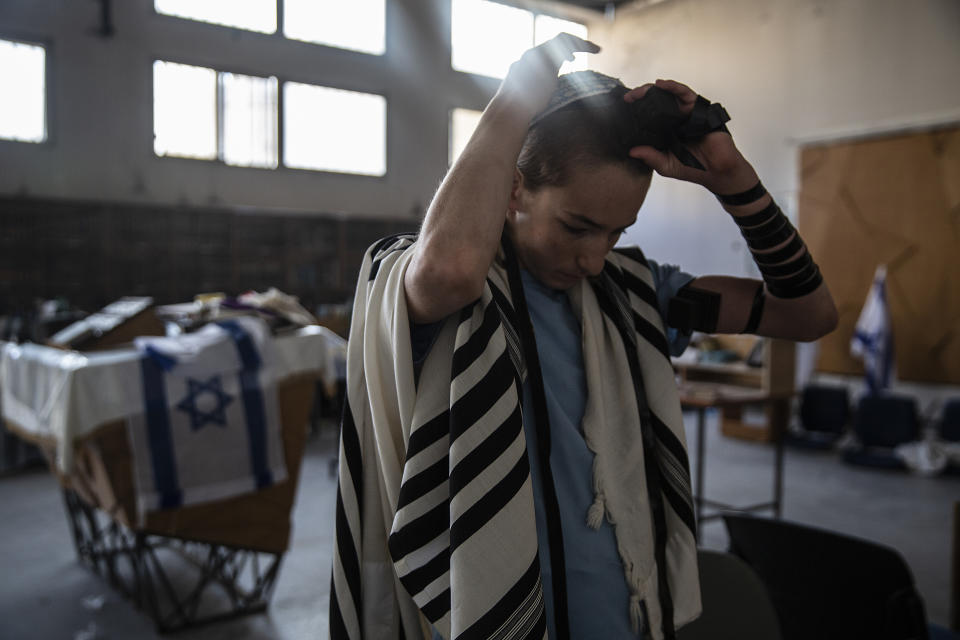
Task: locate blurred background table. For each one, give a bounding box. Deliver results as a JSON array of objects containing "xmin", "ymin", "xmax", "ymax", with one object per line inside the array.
[{"xmin": 0, "ymin": 325, "xmax": 346, "ymax": 631}]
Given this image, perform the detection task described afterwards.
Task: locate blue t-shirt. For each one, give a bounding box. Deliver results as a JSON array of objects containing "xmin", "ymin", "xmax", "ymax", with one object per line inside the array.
[{"xmin": 415, "ymin": 259, "xmax": 694, "ymax": 639}]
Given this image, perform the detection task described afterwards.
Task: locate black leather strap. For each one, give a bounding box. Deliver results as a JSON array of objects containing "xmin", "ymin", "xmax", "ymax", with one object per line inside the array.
[
  {"xmin": 718, "ymin": 181, "xmax": 767, "ymax": 206},
  {"xmin": 758, "ymin": 252, "xmax": 813, "ymax": 278},
  {"xmin": 741, "ymin": 282, "xmax": 766, "ymax": 334},
  {"xmin": 744, "ymin": 218, "xmax": 795, "ymax": 250},
  {"xmin": 752, "ymin": 234, "xmax": 804, "ymax": 266},
  {"xmin": 732, "ymin": 201, "xmax": 779, "ymax": 228},
  {"xmin": 767, "ymin": 266, "xmax": 823, "ymax": 299}
]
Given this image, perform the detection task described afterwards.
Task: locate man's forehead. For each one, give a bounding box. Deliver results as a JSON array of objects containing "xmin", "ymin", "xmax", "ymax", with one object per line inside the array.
[{"xmin": 562, "ymin": 209, "xmax": 638, "ymax": 231}]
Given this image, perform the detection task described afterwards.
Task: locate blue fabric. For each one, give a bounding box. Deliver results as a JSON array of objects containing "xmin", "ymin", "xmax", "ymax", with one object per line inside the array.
[
  {"xmin": 219, "ymin": 319, "xmax": 273, "ymax": 488},
  {"xmin": 140, "ymin": 356, "xmax": 183, "ymax": 509}
]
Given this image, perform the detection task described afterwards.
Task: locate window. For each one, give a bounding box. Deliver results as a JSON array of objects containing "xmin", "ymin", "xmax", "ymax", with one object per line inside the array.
[
  {"xmin": 220, "ymin": 72, "xmax": 279, "ymax": 168},
  {"xmin": 155, "ymin": 0, "xmax": 386, "ymax": 55},
  {"xmin": 451, "ymin": 0, "xmax": 588, "ymax": 79},
  {"xmin": 283, "ymin": 83, "xmax": 386, "ymax": 176},
  {"xmin": 284, "ymin": 0, "xmax": 385, "ymax": 55},
  {"xmin": 153, "ymin": 61, "xmax": 278, "ymax": 168},
  {"xmin": 449, "ymin": 108, "xmax": 482, "ymax": 166},
  {"xmin": 0, "ymin": 38, "xmax": 47, "ymax": 143},
  {"xmin": 153, "ymin": 61, "xmax": 217, "ymax": 160},
  {"xmin": 154, "ymin": 0, "xmax": 277, "ymax": 33}
]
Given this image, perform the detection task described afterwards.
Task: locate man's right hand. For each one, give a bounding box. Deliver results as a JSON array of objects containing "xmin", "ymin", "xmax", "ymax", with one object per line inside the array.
[
  {"xmin": 405, "ymin": 34, "xmax": 599, "ymax": 324},
  {"xmin": 497, "ymin": 33, "xmax": 600, "ymax": 121}
]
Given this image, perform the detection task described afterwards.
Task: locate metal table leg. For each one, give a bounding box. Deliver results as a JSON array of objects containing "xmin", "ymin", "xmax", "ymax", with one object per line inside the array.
[{"xmin": 695, "ymin": 407, "xmax": 706, "ymax": 542}]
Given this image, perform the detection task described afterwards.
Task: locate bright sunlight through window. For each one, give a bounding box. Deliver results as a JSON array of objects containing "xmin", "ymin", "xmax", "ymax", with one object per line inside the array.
[
  {"xmin": 534, "ymin": 14, "xmax": 589, "ymax": 73},
  {"xmin": 449, "ymin": 108, "xmax": 482, "ymax": 166},
  {"xmin": 451, "ymin": 0, "xmax": 532, "ymax": 79},
  {"xmin": 221, "ymin": 72, "xmax": 278, "ymax": 169},
  {"xmin": 154, "ymin": 61, "xmax": 279, "ymax": 168},
  {"xmin": 153, "ymin": 61, "xmax": 217, "ymax": 160},
  {"xmin": 154, "ymin": 0, "xmax": 276, "ymax": 33},
  {"xmin": 451, "ymin": 0, "xmax": 587, "ymax": 79},
  {"xmin": 0, "ymin": 39, "xmax": 46, "ymax": 143},
  {"xmin": 284, "ymin": 0, "xmax": 385, "ymax": 55},
  {"xmin": 283, "ymin": 83, "xmax": 386, "ymax": 176}
]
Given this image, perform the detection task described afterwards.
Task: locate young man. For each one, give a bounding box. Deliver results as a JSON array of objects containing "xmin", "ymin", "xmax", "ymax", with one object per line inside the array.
[{"xmin": 331, "ymin": 34, "xmax": 837, "ymax": 640}]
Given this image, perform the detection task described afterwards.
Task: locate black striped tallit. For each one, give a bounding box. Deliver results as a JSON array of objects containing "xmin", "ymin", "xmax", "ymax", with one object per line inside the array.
[{"xmin": 330, "ymin": 234, "xmax": 700, "ymax": 640}]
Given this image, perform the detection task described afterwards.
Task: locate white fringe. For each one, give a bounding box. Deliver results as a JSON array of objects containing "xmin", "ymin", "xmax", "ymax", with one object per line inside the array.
[
  {"xmin": 586, "ymin": 495, "xmax": 606, "ymax": 529},
  {"xmin": 629, "ymin": 592, "xmax": 644, "ymax": 635}
]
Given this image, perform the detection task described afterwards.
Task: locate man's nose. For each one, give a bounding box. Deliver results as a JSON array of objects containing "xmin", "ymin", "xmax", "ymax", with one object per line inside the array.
[{"xmin": 576, "ymin": 246, "xmax": 607, "ymax": 277}]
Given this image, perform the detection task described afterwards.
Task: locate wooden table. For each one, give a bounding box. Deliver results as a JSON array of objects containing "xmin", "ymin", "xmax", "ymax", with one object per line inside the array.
[{"xmin": 678, "ymin": 382, "xmax": 793, "ymax": 541}]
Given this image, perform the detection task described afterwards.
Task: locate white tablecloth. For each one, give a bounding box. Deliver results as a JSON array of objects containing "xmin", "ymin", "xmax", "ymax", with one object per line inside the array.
[{"xmin": 0, "ymin": 325, "xmax": 346, "ymax": 472}]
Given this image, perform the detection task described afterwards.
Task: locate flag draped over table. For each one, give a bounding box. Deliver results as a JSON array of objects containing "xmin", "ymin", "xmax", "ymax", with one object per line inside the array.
[
  {"xmin": 126, "ymin": 317, "xmax": 286, "ymax": 523},
  {"xmin": 850, "ymin": 265, "xmax": 895, "ymax": 394}
]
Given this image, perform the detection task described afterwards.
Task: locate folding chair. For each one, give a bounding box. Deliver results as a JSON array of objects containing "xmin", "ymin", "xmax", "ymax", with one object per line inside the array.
[
  {"xmin": 723, "ymin": 514, "xmax": 929, "ymax": 640},
  {"xmin": 677, "ymin": 550, "xmax": 782, "ymax": 640}
]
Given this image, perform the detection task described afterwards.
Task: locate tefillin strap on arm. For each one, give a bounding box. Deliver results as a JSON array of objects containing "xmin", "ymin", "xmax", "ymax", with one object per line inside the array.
[{"xmin": 627, "ymin": 87, "xmax": 731, "ymax": 170}]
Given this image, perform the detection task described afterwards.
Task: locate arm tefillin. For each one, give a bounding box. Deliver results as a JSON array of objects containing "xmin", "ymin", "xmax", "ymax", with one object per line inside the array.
[{"xmin": 667, "ymin": 285, "xmax": 721, "ymax": 334}]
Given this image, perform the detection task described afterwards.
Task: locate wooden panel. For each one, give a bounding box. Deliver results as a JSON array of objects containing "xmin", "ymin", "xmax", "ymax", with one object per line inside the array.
[{"xmin": 798, "ymin": 126, "xmax": 960, "ymax": 385}]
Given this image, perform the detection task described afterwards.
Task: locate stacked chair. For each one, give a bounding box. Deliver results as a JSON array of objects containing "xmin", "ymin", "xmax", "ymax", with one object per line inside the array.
[{"xmin": 842, "ymin": 393, "xmax": 921, "ymax": 470}]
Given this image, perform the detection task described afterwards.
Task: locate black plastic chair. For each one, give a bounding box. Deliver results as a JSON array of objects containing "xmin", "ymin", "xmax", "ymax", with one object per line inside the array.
[
  {"xmin": 939, "ymin": 399, "xmax": 960, "ymax": 443},
  {"xmin": 723, "ymin": 514, "xmax": 929, "ymax": 640},
  {"xmin": 843, "ymin": 394, "xmax": 920, "ymax": 469},
  {"xmin": 939, "ymin": 399, "xmax": 960, "ymax": 476},
  {"xmin": 788, "ymin": 384, "xmax": 850, "ymax": 449},
  {"xmin": 677, "ymin": 549, "xmax": 782, "ymax": 640}
]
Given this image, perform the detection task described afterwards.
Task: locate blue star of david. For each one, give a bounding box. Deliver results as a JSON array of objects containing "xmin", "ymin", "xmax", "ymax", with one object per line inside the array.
[{"xmin": 176, "ymin": 375, "xmax": 233, "ymax": 432}]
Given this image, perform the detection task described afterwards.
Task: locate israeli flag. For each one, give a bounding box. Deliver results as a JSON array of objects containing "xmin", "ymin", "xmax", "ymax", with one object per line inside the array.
[
  {"xmin": 126, "ymin": 317, "xmax": 286, "ymax": 521},
  {"xmin": 850, "ymin": 265, "xmax": 895, "ymax": 394}
]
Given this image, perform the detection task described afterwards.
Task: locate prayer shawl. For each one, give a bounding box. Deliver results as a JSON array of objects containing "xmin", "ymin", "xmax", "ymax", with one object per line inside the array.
[{"xmin": 331, "ymin": 234, "xmax": 700, "ymax": 640}]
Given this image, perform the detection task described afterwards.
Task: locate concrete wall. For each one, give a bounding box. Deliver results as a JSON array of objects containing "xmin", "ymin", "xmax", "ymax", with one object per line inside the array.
[
  {"xmin": 0, "ymin": 0, "xmax": 502, "ymax": 219},
  {"xmin": 6, "ymin": 0, "xmax": 956, "ymax": 234},
  {"xmin": 587, "ymin": 0, "xmax": 960, "ymax": 276}
]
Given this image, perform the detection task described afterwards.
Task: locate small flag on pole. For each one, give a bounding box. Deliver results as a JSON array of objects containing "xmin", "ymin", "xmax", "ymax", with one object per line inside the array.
[{"xmin": 850, "ymin": 264, "xmax": 895, "ymax": 394}]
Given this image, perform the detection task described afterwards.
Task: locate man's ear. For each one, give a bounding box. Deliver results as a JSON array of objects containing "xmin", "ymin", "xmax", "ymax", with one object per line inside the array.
[{"xmin": 508, "ymin": 168, "xmax": 525, "ymax": 212}]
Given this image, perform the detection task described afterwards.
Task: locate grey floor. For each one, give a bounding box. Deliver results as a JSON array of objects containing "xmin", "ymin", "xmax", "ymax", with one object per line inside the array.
[{"xmin": 0, "ymin": 410, "xmax": 957, "ymax": 639}]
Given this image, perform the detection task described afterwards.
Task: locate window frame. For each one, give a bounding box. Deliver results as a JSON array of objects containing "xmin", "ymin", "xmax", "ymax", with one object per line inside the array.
[
  {"xmin": 151, "ymin": 1, "xmax": 388, "ymax": 58},
  {"xmin": 282, "ymin": 0, "xmax": 386, "ymax": 57},
  {"xmin": 0, "ymin": 32, "xmax": 54, "ymax": 148},
  {"xmin": 152, "ymin": 58, "xmax": 280, "ymax": 169},
  {"xmin": 152, "ymin": 0, "xmax": 279, "ymax": 36},
  {"xmin": 449, "ymin": 0, "xmax": 589, "ymax": 79},
  {"xmin": 151, "ymin": 56, "xmax": 389, "ymax": 179},
  {"xmin": 281, "ymin": 80, "xmax": 389, "ymax": 178}
]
